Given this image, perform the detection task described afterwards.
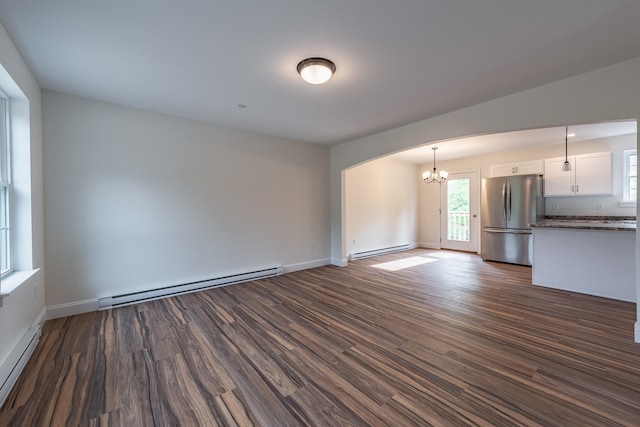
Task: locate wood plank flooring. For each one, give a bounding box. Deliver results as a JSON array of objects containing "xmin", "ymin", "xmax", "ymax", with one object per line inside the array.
[{"xmin": 2, "ymin": 249, "xmax": 640, "ymax": 426}]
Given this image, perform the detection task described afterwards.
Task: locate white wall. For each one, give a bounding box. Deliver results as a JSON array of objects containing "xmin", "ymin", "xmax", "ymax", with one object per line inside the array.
[
  {"xmin": 418, "ymin": 176, "xmax": 444, "ymax": 250},
  {"xmin": 43, "ymin": 91, "xmax": 329, "ymax": 310},
  {"xmin": 330, "ymin": 57, "xmax": 640, "ymax": 340},
  {"xmin": 0, "ymin": 23, "xmax": 45, "ymax": 376},
  {"xmin": 345, "ymin": 157, "xmax": 418, "ymax": 256},
  {"xmin": 417, "ymin": 133, "xmax": 636, "ymax": 250}
]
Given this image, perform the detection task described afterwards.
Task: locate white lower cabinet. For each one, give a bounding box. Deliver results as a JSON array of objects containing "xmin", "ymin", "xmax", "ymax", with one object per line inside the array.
[{"xmin": 532, "ymin": 228, "xmax": 635, "ymax": 302}]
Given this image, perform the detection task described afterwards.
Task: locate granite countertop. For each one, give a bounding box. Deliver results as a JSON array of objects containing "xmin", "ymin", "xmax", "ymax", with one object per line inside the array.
[{"xmin": 531, "ymin": 216, "xmax": 636, "ymax": 232}]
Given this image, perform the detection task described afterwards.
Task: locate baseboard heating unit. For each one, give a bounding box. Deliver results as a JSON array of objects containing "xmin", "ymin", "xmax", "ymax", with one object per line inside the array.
[
  {"xmin": 98, "ymin": 266, "xmax": 283, "ymax": 309},
  {"xmin": 350, "ymin": 244, "xmax": 412, "ymax": 260},
  {"xmin": 0, "ymin": 324, "xmax": 41, "ymax": 407}
]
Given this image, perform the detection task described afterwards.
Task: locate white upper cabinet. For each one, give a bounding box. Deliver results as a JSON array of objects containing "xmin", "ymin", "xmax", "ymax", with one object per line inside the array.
[
  {"xmin": 490, "ymin": 160, "xmax": 543, "ymax": 177},
  {"xmin": 543, "ymin": 157, "xmax": 574, "ymax": 196},
  {"xmin": 576, "ymin": 152, "xmax": 614, "ymax": 195},
  {"xmin": 543, "ymin": 152, "xmax": 612, "ymax": 197}
]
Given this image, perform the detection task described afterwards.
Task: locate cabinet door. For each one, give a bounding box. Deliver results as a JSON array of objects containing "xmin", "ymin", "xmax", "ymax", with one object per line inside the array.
[
  {"xmin": 490, "ymin": 163, "xmax": 515, "ymax": 177},
  {"xmin": 491, "ymin": 160, "xmax": 544, "ymax": 177},
  {"xmin": 544, "ymin": 157, "xmax": 574, "ymax": 196},
  {"xmin": 575, "ymin": 152, "xmax": 612, "ymax": 195},
  {"xmin": 515, "ymin": 160, "xmax": 543, "ymax": 175}
]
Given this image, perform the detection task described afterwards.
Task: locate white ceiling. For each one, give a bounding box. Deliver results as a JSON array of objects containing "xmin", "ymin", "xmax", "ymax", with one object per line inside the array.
[
  {"xmin": 1, "ymin": 1, "xmax": 640, "ymax": 145},
  {"xmin": 389, "ymin": 121, "xmax": 638, "ymax": 164}
]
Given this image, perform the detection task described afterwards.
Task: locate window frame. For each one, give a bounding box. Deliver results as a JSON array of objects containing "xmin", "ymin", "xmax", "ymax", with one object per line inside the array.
[
  {"xmin": 0, "ymin": 93, "xmax": 11, "ymax": 278},
  {"xmin": 623, "ymin": 149, "xmax": 637, "ymax": 204}
]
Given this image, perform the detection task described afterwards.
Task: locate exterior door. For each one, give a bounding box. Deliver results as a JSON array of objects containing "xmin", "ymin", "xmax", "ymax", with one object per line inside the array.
[{"xmin": 440, "ymin": 171, "xmax": 479, "ymax": 252}]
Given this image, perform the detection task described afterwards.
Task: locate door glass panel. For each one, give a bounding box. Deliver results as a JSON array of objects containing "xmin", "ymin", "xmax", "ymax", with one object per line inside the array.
[{"xmin": 447, "ymin": 178, "xmax": 470, "ymax": 242}]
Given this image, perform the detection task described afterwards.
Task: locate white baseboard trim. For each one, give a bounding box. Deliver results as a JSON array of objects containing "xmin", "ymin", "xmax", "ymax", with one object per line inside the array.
[
  {"xmin": 47, "ymin": 298, "xmax": 99, "ymax": 320},
  {"xmin": 0, "ymin": 315, "xmax": 43, "ymax": 407},
  {"xmin": 635, "ymin": 321, "xmax": 640, "ymax": 343},
  {"xmin": 418, "ymin": 242, "xmax": 441, "ymax": 249},
  {"xmin": 283, "ymin": 258, "xmax": 330, "ymax": 273},
  {"xmin": 35, "ymin": 307, "xmax": 47, "ymax": 328}
]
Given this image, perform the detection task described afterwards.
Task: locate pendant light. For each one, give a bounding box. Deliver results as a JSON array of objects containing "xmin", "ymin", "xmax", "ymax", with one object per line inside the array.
[
  {"xmin": 561, "ymin": 126, "xmax": 572, "ymax": 172},
  {"xmin": 423, "ymin": 147, "xmax": 448, "ymax": 184}
]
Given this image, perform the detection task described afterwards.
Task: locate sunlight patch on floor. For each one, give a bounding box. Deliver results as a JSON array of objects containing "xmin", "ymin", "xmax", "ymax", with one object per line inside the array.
[
  {"xmin": 423, "ymin": 251, "xmax": 461, "ymax": 259},
  {"xmin": 371, "ymin": 256, "xmax": 437, "ymax": 271},
  {"xmin": 370, "ymin": 251, "xmax": 461, "ymax": 271}
]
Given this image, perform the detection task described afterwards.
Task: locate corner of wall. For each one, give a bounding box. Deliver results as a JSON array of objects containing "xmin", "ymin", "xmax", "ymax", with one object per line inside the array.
[
  {"xmin": 45, "ymin": 299, "xmax": 100, "ymax": 320},
  {"xmin": 331, "ymin": 258, "xmax": 348, "ymax": 267},
  {"xmin": 283, "ymin": 258, "xmax": 331, "ymax": 273}
]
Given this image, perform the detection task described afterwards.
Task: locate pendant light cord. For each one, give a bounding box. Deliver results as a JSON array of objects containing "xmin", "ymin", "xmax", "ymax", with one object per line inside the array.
[
  {"xmin": 565, "ymin": 126, "xmax": 568, "ymax": 161},
  {"xmin": 561, "ymin": 126, "xmax": 572, "ymax": 172}
]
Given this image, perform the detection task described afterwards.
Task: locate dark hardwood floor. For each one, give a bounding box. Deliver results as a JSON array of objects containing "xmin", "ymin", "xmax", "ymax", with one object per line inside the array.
[{"xmin": 1, "ymin": 249, "xmax": 639, "ymax": 426}]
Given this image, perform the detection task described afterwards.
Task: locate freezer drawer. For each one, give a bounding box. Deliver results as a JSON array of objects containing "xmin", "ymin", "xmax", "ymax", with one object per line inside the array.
[{"xmin": 481, "ymin": 228, "xmax": 532, "ymax": 266}]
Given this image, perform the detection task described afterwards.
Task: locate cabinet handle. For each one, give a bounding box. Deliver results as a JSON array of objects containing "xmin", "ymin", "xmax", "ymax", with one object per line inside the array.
[
  {"xmin": 571, "ymin": 184, "xmax": 575, "ymax": 193},
  {"xmin": 576, "ymin": 184, "xmax": 579, "ymax": 193}
]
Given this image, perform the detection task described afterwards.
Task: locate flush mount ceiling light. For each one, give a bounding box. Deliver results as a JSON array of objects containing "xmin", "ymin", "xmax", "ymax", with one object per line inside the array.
[{"xmin": 297, "ymin": 57, "xmax": 336, "ymax": 85}]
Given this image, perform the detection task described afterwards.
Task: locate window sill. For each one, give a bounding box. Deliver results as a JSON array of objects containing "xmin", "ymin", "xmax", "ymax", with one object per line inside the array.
[
  {"xmin": 0, "ymin": 269, "xmax": 40, "ymax": 297},
  {"xmin": 618, "ymin": 201, "xmax": 637, "ymax": 208}
]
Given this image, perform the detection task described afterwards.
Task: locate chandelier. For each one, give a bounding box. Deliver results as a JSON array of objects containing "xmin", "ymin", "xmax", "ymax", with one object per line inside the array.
[{"xmin": 423, "ymin": 147, "xmax": 448, "ymax": 184}]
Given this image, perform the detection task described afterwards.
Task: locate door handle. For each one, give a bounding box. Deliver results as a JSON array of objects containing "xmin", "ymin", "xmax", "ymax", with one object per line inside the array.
[
  {"xmin": 502, "ymin": 183, "xmax": 507, "ymax": 220},
  {"xmin": 483, "ymin": 228, "xmax": 531, "ymax": 235},
  {"xmin": 507, "ymin": 184, "xmax": 512, "ymax": 220}
]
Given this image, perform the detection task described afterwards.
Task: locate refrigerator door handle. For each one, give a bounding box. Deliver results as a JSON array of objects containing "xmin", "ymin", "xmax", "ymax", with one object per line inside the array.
[
  {"xmin": 502, "ymin": 183, "xmax": 507, "ymax": 220},
  {"xmin": 507, "ymin": 183, "xmax": 512, "ymax": 221},
  {"xmin": 483, "ymin": 228, "xmax": 532, "ymax": 234}
]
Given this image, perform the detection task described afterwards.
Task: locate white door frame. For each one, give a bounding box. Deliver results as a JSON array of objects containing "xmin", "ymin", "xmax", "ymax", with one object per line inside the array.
[{"xmin": 439, "ymin": 169, "xmax": 481, "ymax": 253}]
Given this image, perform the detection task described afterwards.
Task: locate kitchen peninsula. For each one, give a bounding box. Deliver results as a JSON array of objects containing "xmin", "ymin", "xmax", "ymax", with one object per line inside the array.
[{"xmin": 531, "ymin": 217, "xmax": 636, "ymax": 302}]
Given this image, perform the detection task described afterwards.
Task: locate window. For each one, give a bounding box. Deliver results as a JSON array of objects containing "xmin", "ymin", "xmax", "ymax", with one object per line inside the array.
[
  {"xmin": 0, "ymin": 94, "xmax": 10, "ymax": 276},
  {"xmin": 0, "ymin": 68, "xmax": 35, "ymax": 293},
  {"xmin": 623, "ymin": 149, "xmax": 637, "ymax": 203}
]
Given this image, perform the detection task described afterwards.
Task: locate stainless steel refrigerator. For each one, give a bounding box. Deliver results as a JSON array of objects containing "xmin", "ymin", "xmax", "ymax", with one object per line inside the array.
[{"xmin": 480, "ymin": 174, "xmax": 543, "ymax": 266}]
